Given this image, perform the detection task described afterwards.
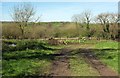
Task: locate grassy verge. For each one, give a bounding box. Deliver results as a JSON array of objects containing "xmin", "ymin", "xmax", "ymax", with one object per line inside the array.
[
  {"xmin": 94, "ymin": 40, "xmax": 119, "ymax": 73},
  {"xmin": 2, "ymin": 59, "xmax": 51, "ymax": 76},
  {"xmin": 2, "ymin": 39, "xmax": 65, "ymax": 76},
  {"xmin": 95, "ymin": 40, "xmax": 118, "ymax": 49}
]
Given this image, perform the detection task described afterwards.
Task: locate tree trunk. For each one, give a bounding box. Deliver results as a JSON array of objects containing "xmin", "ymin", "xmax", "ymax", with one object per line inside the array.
[
  {"xmin": 86, "ymin": 22, "xmax": 90, "ymax": 30},
  {"xmin": 19, "ymin": 25, "xmax": 24, "ymax": 39}
]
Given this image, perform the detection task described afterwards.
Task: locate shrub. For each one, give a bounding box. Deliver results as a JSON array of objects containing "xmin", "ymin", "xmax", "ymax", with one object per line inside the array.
[
  {"xmin": 2, "ymin": 23, "xmax": 21, "ymax": 39},
  {"xmin": 2, "ymin": 40, "xmax": 50, "ymax": 52}
]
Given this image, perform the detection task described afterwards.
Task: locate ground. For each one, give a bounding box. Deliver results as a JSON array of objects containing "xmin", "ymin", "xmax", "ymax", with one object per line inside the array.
[
  {"xmin": 2, "ymin": 39, "xmax": 119, "ymax": 77},
  {"xmin": 50, "ymin": 45, "xmax": 118, "ymax": 76}
]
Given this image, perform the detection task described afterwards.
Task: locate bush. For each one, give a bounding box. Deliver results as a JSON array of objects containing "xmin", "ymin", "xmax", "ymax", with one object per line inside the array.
[
  {"xmin": 2, "ymin": 22, "xmax": 119, "ymax": 40},
  {"xmin": 2, "ymin": 23, "xmax": 21, "ymax": 39},
  {"xmin": 2, "ymin": 40, "xmax": 50, "ymax": 52}
]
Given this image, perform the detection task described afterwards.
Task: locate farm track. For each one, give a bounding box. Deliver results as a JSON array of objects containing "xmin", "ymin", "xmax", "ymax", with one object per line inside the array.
[
  {"xmin": 50, "ymin": 45, "xmax": 118, "ymax": 77},
  {"xmin": 50, "ymin": 48, "xmax": 73, "ymax": 76},
  {"xmin": 79, "ymin": 49, "xmax": 118, "ymax": 76}
]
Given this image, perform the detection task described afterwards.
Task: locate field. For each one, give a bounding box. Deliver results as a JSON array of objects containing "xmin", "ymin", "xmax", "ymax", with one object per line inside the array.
[
  {"xmin": 1, "ymin": 2, "xmax": 120, "ymax": 77},
  {"xmin": 2, "ymin": 39, "xmax": 119, "ymax": 77}
]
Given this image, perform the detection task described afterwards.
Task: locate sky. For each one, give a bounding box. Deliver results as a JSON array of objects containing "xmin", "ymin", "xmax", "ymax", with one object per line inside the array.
[
  {"xmin": 1, "ymin": 0, "xmax": 119, "ymax": 2},
  {"xmin": 1, "ymin": 2, "xmax": 118, "ymax": 22}
]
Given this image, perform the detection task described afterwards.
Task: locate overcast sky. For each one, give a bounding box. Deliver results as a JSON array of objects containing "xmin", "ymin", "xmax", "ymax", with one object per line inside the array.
[{"xmin": 1, "ymin": 2, "xmax": 118, "ymax": 22}]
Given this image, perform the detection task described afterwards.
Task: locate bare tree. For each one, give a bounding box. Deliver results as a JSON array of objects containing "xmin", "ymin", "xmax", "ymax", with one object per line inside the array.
[
  {"xmin": 72, "ymin": 10, "xmax": 92, "ymax": 30},
  {"xmin": 96, "ymin": 13, "xmax": 110, "ymax": 33},
  {"xmin": 96, "ymin": 13, "xmax": 119, "ymax": 32},
  {"xmin": 72, "ymin": 14, "xmax": 81, "ymax": 36},
  {"xmin": 96, "ymin": 13, "xmax": 119, "ymax": 39},
  {"xmin": 72, "ymin": 14, "xmax": 79, "ymax": 25},
  {"xmin": 96, "ymin": 13, "xmax": 109, "ymax": 24},
  {"xmin": 81, "ymin": 10, "xmax": 92, "ymax": 30},
  {"xmin": 11, "ymin": 3, "xmax": 37, "ymax": 39},
  {"xmin": 109, "ymin": 13, "xmax": 119, "ymax": 40},
  {"xmin": 97, "ymin": 13, "xmax": 119, "ymax": 24},
  {"xmin": 72, "ymin": 10, "xmax": 92, "ymax": 37},
  {"xmin": 109, "ymin": 13, "xmax": 119, "ymax": 24}
]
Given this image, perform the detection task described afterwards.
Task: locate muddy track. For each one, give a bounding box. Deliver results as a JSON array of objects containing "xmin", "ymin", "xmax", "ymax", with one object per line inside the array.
[
  {"xmin": 50, "ymin": 48, "xmax": 73, "ymax": 76},
  {"xmin": 79, "ymin": 49, "xmax": 118, "ymax": 76},
  {"xmin": 50, "ymin": 46, "xmax": 118, "ymax": 77}
]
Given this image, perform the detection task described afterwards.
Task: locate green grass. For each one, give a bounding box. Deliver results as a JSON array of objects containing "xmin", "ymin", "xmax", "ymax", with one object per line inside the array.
[
  {"xmin": 69, "ymin": 54, "xmax": 99, "ymax": 76},
  {"xmin": 95, "ymin": 40, "xmax": 118, "ymax": 49},
  {"xmin": 64, "ymin": 39, "xmax": 80, "ymax": 44},
  {"xmin": 3, "ymin": 50, "xmax": 54, "ymax": 60},
  {"xmin": 94, "ymin": 49, "xmax": 118, "ymax": 72},
  {"xmin": 2, "ymin": 39, "xmax": 119, "ymax": 76},
  {"xmin": 94, "ymin": 40, "xmax": 119, "ymax": 73},
  {"xmin": 64, "ymin": 39, "xmax": 119, "ymax": 74},
  {"xmin": 2, "ymin": 59, "xmax": 51, "ymax": 76},
  {"xmin": 2, "ymin": 39, "xmax": 64, "ymax": 76},
  {"xmin": 68, "ymin": 40, "xmax": 119, "ymax": 74}
]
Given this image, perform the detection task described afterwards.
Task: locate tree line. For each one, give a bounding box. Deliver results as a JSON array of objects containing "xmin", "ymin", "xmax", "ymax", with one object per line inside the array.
[
  {"xmin": 2, "ymin": 3, "xmax": 119, "ymax": 40},
  {"xmin": 72, "ymin": 10, "xmax": 119, "ymax": 40}
]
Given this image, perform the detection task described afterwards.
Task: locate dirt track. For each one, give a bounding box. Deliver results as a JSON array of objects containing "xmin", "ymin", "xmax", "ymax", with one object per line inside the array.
[
  {"xmin": 50, "ymin": 48, "xmax": 72, "ymax": 76},
  {"xmin": 79, "ymin": 49, "xmax": 118, "ymax": 76},
  {"xmin": 50, "ymin": 46, "xmax": 118, "ymax": 77}
]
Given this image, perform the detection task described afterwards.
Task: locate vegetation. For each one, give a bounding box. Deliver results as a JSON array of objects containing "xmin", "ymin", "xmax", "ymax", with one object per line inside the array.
[
  {"xmin": 11, "ymin": 3, "xmax": 40, "ymax": 39},
  {"xmin": 94, "ymin": 41, "xmax": 119, "ymax": 72},
  {"xmin": 2, "ymin": 39, "xmax": 119, "ymax": 76},
  {"xmin": 1, "ymin": 5, "xmax": 119, "ymax": 40},
  {"xmin": 69, "ymin": 54, "xmax": 99, "ymax": 76},
  {"xmin": 2, "ymin": 22, "xmax": 119, "ymax": 40},
  {"xmin": 2, "ymin": 3, "xmax": 119, "ymax": 40},
  {"xmin": 1, "ymin": 3, "xmax": 119, "ymax": 77},
  {"xmin": 2, "ymin": 40, "xmax": 64, "ymax": 76}
]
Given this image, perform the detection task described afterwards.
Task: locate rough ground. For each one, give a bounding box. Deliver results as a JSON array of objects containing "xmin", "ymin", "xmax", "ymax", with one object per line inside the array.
[
  {"xmin": 79, "ymin": 49, "xmax": 118, "ymax": 76},
  {"xmin": 50, "ymin": 46, "xmax": 118, "ymax": 76},
  {"xmin": 50, "ymin": 48, "xmax": 72, "ymax": 76}
]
